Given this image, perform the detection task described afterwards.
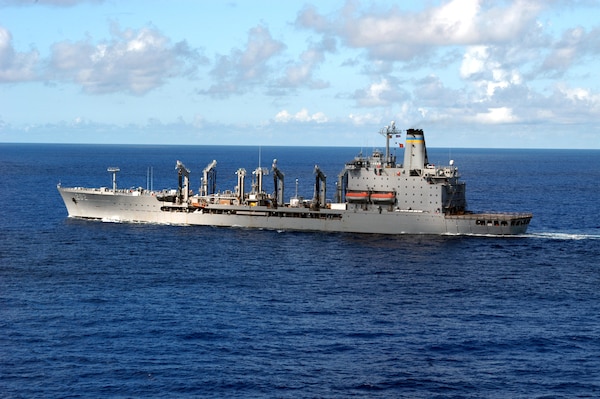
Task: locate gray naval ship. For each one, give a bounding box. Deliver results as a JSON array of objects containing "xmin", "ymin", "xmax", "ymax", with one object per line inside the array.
[{"xmin": 57, "ymin": 124, "xmax": 532, "ymax": 235}]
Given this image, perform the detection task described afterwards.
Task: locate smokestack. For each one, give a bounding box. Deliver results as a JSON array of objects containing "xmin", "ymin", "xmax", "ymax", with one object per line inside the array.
[{"xmin": 403, "ymin": 129, "xmax": 428, "ymax": 173}]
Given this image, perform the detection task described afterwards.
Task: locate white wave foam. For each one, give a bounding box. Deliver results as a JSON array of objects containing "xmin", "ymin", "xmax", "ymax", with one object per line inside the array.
[
  {"xmin": 101, "ymin": 217, "xmax": 122, "ymax": 223},
  {"xmin": 527, "ymin": 232, "xmax": 600, "ymax": 240}
]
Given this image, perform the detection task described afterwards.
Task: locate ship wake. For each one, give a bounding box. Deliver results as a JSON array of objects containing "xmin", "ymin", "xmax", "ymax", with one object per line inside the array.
[{"xmin": 526, "ymin": 232, "xmax": 600, "ymax": 241}]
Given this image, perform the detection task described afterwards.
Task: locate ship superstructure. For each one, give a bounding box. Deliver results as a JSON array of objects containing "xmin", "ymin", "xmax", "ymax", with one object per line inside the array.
[{"xmin": 57, "ymin": 125, "xmax": 532, "ymax": 235}]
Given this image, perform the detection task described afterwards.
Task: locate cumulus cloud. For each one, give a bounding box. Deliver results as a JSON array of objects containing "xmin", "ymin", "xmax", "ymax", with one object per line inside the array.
[
  {"xmin": 352, "ymin": 78, "xmax": 409, "ymax": 107},
  {"xmin": 354, "ymin": 79, "xmax": 392, "ymax": 107},
  {"xmin": 550, "ymin": 83, "xmax": 600, "ymax": 121},
  {"xmin": 279, "ymin": 37, "xmax": 335, "ymax": 90},
  {"xmin": 291, "ymin": 1, "xmax": 600, "ymax": 134},
  {"xmin": 413, "ymin": 75, "xmax": 462, "ymax": 107},
  {"xmin": 48, "ymin": 24, "xmax": 201, "ymax": 94},
  {"xmin": 469, "ymin": 107, "xmax": 519, "ymax": 124},
  {"xmin": 200, "ymin": 25, "xmax": 285, "ymax": 98},
  {"xmin": 274, "ymin": 108, "xmax": 328, "ymax": 123},
  {"xmin": 0, "ymin": 26, "xmax": 39, "ymax": 82},
  {"xmin": 540, "ymin": 26, "xmax": 600, "ymax": 77},
  {"xmin": 348, "ymin": 112, "xmax": 380, "ymax": 125},
  {"xmin": 297, "ymin": 0, "xmax": 542, "ymax": 61},
  {"xmin": 460, "ymin": 45, "xmax": 524, "ymax": 100},
  {"xmin": 460, "ymin": 45, "xmax": 490, "ymax": 79},
  {"xmin": 293, "ymin": 0, "xmax": 562, "ymax": 128}
]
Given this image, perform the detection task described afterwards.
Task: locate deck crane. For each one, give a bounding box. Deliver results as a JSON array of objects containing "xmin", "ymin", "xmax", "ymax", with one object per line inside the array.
[
  {"xmin": 313, "ymin": 165, "xmax": 326, "ymax": 209},
  {"xmin": 201, "ymin": 160, "xmax": 217, "ymax": 196},
  {"xmin": 272, "ymin": 159, "xmax": 285, "ymax": 207},
  {"xmin": 175, "ymin": 161, "xmax": 190, "ymax": 204}
]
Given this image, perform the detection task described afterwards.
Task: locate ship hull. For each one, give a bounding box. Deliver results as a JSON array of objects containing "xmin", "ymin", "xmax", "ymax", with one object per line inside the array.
[{"xmin": 58, "ymin": 187, "xmax": 532, "ymax": 236}]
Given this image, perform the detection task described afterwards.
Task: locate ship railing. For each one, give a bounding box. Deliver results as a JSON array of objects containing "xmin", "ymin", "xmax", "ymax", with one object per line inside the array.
[
  {"xmin": 446, "ymin": 212, "xmax": 533, "ymax": 220},
  {"xmin": 65, "ymin": 186, "xmax": 160, "ymax": 196}
]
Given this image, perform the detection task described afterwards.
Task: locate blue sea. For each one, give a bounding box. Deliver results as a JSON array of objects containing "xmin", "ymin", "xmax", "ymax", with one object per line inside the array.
[{"xmin": 1, "ymin": 143, "xmax": 599, "ymax": 398}]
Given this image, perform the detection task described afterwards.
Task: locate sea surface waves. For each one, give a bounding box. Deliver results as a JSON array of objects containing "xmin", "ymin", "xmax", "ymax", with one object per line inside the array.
[{"xmin": 1, "ymin": 144, "xmax": 599, "ymax": 398}]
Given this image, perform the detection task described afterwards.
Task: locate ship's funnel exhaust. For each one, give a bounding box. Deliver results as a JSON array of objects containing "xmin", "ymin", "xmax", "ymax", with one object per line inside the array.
[{"xmin": 403, "ymin": 128, "xmax": 428, "ymax": 173}]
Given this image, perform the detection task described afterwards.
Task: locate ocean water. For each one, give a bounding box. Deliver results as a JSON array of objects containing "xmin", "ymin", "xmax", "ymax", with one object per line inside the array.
[{"xmin": 1, "ymin": 143, "xmax": 599, "ymax": 398}]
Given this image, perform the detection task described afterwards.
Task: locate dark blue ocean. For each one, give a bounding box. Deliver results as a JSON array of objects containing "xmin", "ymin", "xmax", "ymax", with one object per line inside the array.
[{"xmin": 1, "ymin": 143, "xmax": 599, "ymax": 398}]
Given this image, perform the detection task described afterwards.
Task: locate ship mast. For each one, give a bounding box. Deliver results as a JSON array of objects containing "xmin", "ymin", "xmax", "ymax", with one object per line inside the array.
[{"xmin": 379, "ymin": 121, "xmax": 399, "ymax": 167}]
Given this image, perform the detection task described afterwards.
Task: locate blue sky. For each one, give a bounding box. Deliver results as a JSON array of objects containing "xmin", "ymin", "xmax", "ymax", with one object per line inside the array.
[{"xmin": 1, "ymin": 0, "xmax": 599, "ymax": 148}]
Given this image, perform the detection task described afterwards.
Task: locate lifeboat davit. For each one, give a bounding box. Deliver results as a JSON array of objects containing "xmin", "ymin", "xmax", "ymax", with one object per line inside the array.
[
  {"xmin": 370, "ymin": 192, "xmax": 396, "ymax": 203},
  {"xmin": 346, "ymin": 191, "xmax": 369, "ymax": 202}
]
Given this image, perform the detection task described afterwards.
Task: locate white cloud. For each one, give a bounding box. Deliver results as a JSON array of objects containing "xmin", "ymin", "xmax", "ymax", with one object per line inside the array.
[
  {"xmin": 2, "ymin": 0, "xmax": 600, "ymax": 149},
  {"xmin": 470, "ymin": 107, "xmax": 519, "ymax": 124},
  {"xmin": 460, "ymin": 45, "xmax": 489, "ymax": 79},
  {"xmin": 485, "ymin": 69, "xmax": 522, "ymax": 97},
  {"xmin": 0, "ymin": 26, "xmax": 39, "ymax": 82},
  {"xmin": 348, "ymin": 112, "xmax": 380, "ymax": 125},
  {"xmin": 274, "ymin": 110, "xmax": 292, "ymax": 122},
  {"xmin": 459, "ymin": 45, "xmax": 524, "ymax": 101},
  {"xmin": 358, "ymin": 79, "xmax": 391, "ymax": 106},
  {"xmin": 562, "ymin": 86, "xmax": 591, "ymax": 102},
  {"xmin": 241, "ymin": 27, "xmax": 284, "ymax": 79},
  {"xmin": 353, "ymin": 78, "xmax": 408, "ymax": 107},
  {"xmin": 49, "ymin": 24, "xmax": 199, "ymax": 95},
  {"xmin": 201, "ymin": 25, "xmax": 285, "ymax": 98},
  {"xmin": 274, "ymin": 108, "xmax": 328, "ymax": 123},
  {"xmin": 554, "ymin": 83, "xmax": 600, "ymax": 117},
  {"xmin": 413, "ymin": 75, "xmax": 460, "ymax": 107},
  {"xmin": 279, "ymin": 37, "xmax": 334, "ymax": 90},
  {"xmin": 298, "ymin": 0, "xmax": 542, "ymax": 61},
  {"xmin": 428, "ymin": 0, "xmax": 480, "ymax": 43},
  {"xmin": 540, "ymin": 26, "xmax": 600, "ymax": 77}
]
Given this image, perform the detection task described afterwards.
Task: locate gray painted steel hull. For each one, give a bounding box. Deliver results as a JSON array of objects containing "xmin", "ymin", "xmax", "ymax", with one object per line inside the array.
[{"xmin": 58, "ymin": 187, "xmax": 532, "ymax": 236}]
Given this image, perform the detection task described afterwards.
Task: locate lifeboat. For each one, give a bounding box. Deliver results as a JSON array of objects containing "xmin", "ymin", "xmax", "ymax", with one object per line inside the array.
[
  {"xmin": 346, "ymin": 191, "xmax": 369, "ymax": 202},
  {"xmin": 370, "ymin": 192, "xmax": 396, "ymax": 203}
]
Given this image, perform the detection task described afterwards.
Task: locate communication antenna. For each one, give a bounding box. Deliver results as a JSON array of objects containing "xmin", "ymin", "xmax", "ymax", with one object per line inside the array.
[{"xmin": 258, "ymin": 145, "xmax": 262, "ymax": 169}]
